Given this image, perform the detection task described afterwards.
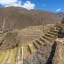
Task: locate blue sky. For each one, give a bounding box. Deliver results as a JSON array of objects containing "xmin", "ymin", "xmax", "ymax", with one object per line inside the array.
[{"xmin": 0, "ymin": 0, "xmax": 64, "ymax": 12}]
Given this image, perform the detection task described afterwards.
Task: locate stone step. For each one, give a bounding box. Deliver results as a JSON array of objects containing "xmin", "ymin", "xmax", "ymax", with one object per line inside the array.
[
  {"xmin": 45, "ymin": 33, "xmax": 56, "ymax": 38},
  {"xmin": 33, "ymin": 41, "xmax": 41, "ymax": 49},
  {"xmin": 28, "ymin": 43, "xmax": 36, "ymax": 54},
  {"xmin": 42, "ymin": 36, "xmax": 54, "ymax": 42},
  {"xmin": 47, "ymin": 31, "xmax": 57, "ymax": 35},
  {"xmin": 39, "ymin": 37, "xmax": 50, "ymax": 44}
]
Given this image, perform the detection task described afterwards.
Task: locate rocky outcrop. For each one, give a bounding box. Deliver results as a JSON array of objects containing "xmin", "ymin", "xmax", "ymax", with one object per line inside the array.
[
  {"xmin": 24, "ymin": 44, "xmax": 52, "ymax": 64},
  {"xmin": 53, "ymin": 41, "xmax": 64, "ymax": 64},
  {"xmin": 24, "ymin": 40, "xmax": 64, "ymax": 64}
]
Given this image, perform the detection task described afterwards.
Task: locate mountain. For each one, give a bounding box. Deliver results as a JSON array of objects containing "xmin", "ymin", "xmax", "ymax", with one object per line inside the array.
[
  {"xmin": 0, "ymin": 7, "xmax": 60, "ymax": 31},
  {"xmin": 56, "ymin": 12, "xmax": 64, "ymax": 20}
]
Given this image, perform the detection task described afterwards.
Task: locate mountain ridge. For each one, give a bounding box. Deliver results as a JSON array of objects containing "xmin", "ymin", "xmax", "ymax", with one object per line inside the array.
[{"xmin": 0, "ymin": 7, "xmax": 61, "ymax": 31}]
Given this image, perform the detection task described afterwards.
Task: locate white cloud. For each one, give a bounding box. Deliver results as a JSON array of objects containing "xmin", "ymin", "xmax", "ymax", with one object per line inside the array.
[
  {"xmin": 0, "ymin": 0, "xmax": 22, "ymax": 7},
  {"xmin": 56, "ymin": 8, "xmax": 61, "ymax": 12},
  {"xmin": 22, "ymin": 1, "xmax": 35, "ymax": 10},
  {"xmin": 0, "ymin": 0, "xmax": 35, "ymax": 10}
]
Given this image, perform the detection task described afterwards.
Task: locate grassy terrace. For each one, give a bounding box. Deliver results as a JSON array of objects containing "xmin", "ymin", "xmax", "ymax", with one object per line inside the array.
[{"xmin": 0, "ymin": 23, "xmax": 63, "ymax": 64}]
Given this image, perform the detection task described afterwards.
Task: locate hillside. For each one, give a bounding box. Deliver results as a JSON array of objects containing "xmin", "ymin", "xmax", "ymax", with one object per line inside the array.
[
  {"xmin": 56, "ymin": 12, "xmax": 64, "ymax": 20},
  {"xmin": 0, "ymin": 7, "xmax": 60, "ymax": 31},
  {"xmin": 0, "ymin": 22, "xmax": 64, "ymax": 64},
  {"xmin": 0, "ymin": 7, "xmax": 64, "ymax": 64},
  {"xmin": 0, "ymin": 23, "xmax": 63, "ymax": 64},
  {"xmin": 0, "ymin": 25, "xmax": 52, "ymax": 50}
]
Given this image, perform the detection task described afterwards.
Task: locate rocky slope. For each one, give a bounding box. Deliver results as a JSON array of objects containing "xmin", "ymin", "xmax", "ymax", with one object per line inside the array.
[{"xmin": 0, "ymin": 7, "xmax": 60, "ymax": 31}]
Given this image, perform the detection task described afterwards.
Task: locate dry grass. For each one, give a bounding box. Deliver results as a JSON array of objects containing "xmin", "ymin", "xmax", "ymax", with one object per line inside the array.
[
  {"xmin": 0, "ymin": 7, "xmax": 60, "ymax": 31},
  {"xmin": 0, "ymin": 25, "xmax": 53, "ymax": 50}
]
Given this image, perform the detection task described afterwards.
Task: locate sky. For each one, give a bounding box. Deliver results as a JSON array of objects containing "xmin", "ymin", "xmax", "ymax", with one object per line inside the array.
[{"xmin": 0, "ymin": 0, "xmax": 64, "ymax": 12}]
